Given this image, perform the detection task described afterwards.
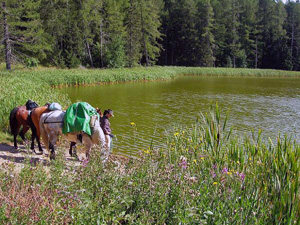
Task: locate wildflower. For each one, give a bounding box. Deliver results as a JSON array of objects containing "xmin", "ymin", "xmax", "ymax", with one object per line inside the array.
[
  {"xmin": 201, "ymin": 157, "xmax": 204, "ymax": 160},
  {"xmin": 222, "ymin": 167, "xmax": 228, "ymax": 174},
  {"xmin": 213, "ymin": 182, "xmax": 218, "ymax": 185},
  {"xmin": 143, "ymin": 149, "xmax": 150, "ymax": 154},
  {"xmin": 174, "ymin": 132, "xmax": 179, "ymax": 136},
  {"xmin": 227, "ymin": 172, "xmax": 232, "ymax": 175},
  {"xmin": 237, "ymin": 161, "xmax": 240, "ymax": 164},
  {"xmin": 193, "ymin": 159, "xmax": 197, "ymax": 164},
  {"xmin": 82, "ymin": 159, "xmax": 89, "ymax": 167},
  {"xmin": 179, "ymin": 156, "xmax": 188, "ymax": 169},
  {"xmin": 182, "ymin": 131, "xmax": 185, "ymax": 134},
  {"xmin": 239, "ymin": 172, "xmax": 245, "ymax": 181},
  {"xmin": 130, "ymin": 122, "xmax": 135, "ymax": 126}
]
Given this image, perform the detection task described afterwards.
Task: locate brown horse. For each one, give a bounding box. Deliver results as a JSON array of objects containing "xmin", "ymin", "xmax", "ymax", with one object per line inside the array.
[
  {"xmin": 30, "ymin": 104, "xmax": 51, "ymax": 152},
  {"xmin": 9, "ymin": 100, "xmax": 39, "ymax": 150}
]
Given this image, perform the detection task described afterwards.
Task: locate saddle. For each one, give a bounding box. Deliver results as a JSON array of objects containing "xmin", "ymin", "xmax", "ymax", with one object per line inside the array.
[{"xmin": 25, "ymin": 99, "xmax": 39, "ymax": 110}]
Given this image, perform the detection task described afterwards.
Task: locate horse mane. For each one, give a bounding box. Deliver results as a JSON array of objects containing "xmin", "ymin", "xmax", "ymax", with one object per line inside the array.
[{"xmin": 9, "ymin": 107, "xmax": 20, "ymax": 135}]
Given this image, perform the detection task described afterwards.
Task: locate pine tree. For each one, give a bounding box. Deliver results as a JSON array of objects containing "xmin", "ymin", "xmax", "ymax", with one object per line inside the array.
[
  {"xmin": 197, "ymin": 0, "xmax": 215, "ymax": 67},
  {"xmin": 1, "ymin": 0, "xmax": 50, "ymax": 69},
  {"xmin": 124, "ymin": 0, "xmax": 142, "ymax": 67},
  {"xmin": 138, "ymin": 0, "xmax": 163, "ymax": 66},
  {"xmin": 101, "ymin": 0, "xmax": 126, "ymax": 68},
  {"xmin": 258, "ymin": 0, "xmax": 288, "ymax": 69},
  {"xmin": 285, "ymin": 0, "xmax": 300, "ymax": 70}
]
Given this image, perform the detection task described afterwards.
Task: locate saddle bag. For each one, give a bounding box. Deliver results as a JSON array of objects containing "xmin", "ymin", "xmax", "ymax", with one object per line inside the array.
[{"xmin": 49, "ymin": 102, "xmax": 62, "ymax": 111}]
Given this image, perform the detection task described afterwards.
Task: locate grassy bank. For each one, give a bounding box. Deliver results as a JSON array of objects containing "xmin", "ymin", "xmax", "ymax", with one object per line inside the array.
[{"xmin": 0, "ymin": 107, "xmax": 299, "ymax": 224}]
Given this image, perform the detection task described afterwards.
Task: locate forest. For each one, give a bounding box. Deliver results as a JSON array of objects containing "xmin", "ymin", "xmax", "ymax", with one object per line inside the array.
[{"xmin": 1, "ymin": 0, "xmax": 300, "ymax": 70}]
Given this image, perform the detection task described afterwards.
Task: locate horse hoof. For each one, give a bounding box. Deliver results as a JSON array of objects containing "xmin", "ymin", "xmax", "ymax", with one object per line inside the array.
[{"xmin": 50, "ymin": 154, "xmax": 55, "ymax": 160}]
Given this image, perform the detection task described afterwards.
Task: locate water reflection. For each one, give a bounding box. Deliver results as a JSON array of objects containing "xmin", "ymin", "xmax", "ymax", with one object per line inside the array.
[{"xmin": 62, "ymin": 76, "xmax": 300, "ymax": 156}]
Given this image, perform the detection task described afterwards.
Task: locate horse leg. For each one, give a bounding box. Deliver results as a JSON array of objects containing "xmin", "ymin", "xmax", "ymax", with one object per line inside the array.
[
  {"xmin": 36, "ymin": 137, "xmax": 43, "ymax": 152},
  {"xmin": 49, "ymin": 135, "xmax": 59, "ymax": 160},
  {"xmin": 69, "ymin": 142, "xmax": 76, "ymax": 157},
  {"xmin": 83, "ymin": 135, "xmax": 92, "ymax": 160},
  {"xmin": 19, "ymin": 126, "xmax": 29, "ymax": 142},
  {"xmin": 30, "ymin": 126, "xmax": 37, "ymax": 151},
  {"xmin": 49, "ymin": 142, "xmax": 55, "ymax": 160}
]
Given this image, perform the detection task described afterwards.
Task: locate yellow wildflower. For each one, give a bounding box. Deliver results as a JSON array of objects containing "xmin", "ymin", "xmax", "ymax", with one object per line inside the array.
[
  {"xmin": 174, "ymin": 132, "xmax": 179, "ymax": 136},
  {"xmin": 201, "ymin": 157, "xmax": 204, "ymax": 160},
  {"xmin": 227, "ymin": 172, "xmax": 232, "ymax": 175},
  {"xmin": 130, "ymin": 122, "xmax": 135, "ymax": 126},
  {"xmin": 237, "ymin": 161, "xmax": 240, "ymax": 164},
  {"xmin": 143, "ymin": 149, "xmax": 150, "ymax": 154},
  {"xmin": 193, "ymin": 159, "xmax": 197, "ymax": 164},
  {"xmin": 213, "ymin": 182, "xmax": 218, "ymax": 185}
]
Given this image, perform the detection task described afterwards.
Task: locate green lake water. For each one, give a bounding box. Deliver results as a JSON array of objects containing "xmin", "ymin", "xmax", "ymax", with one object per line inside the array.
[{"xmin": 62, "ymin": 76, "xmax": 300, "ymax": 156}]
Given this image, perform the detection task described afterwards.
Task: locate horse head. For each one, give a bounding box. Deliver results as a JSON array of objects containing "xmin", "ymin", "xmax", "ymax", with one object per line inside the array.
[{"xmin": 96, "ymin": 107, "xmax": 103, "ymax": 118}]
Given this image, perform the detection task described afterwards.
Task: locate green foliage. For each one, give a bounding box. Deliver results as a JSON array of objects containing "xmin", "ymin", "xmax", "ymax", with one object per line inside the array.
[{"xmin": 25, "ymin": 57, "xmax": 39, "ymax": 68}]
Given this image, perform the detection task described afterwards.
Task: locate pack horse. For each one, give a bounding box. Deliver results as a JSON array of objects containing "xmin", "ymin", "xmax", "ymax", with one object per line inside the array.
[{"xmin": 39, "ymin": 102, "xmax": 107, "ymax": 160}]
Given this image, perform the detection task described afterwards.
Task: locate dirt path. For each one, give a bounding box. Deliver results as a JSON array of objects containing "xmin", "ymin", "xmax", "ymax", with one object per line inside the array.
[
  {"xmin": 0, "ymin": 141, "xmax": 89, "ymax": 174},
  {"xmin": 0, "ymin": 142, "xmax": 128, "ymax": 174}
]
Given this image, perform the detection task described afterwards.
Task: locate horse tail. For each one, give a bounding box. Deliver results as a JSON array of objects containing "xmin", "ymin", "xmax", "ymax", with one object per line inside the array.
[
  {"xmin": 39, "ymin": 115, "xmax": 49, "ymax": 152},
  {"xmin": 9, "ymin": 107, "xmax": 19, "ymax": 135}
]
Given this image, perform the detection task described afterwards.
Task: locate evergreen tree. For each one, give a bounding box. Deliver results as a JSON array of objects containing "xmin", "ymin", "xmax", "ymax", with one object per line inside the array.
[
  {"xmin": 1, "ymin": 0, "xmax": 50, "ymax": 69},
  {"xmin": 196, "ymin": 0, "xmax": 215, "ymax": 67},
  {"xmin": 258, "ymin": 0, "xmax": 288, "ymax": 69},
  {"xmin": 285, "ymin": 0, "xmax": 300, "ymax": 70},
  {"xmin": 124, "ymin": 0, "xmax": 142, "ymax": 67},
  {"xmin": 138, "ymin": 0, "xmax": 163, "ymax": 66},
  {"xmin": 101, "ymin": 0, "xmax": 127, "ymax": 68}
]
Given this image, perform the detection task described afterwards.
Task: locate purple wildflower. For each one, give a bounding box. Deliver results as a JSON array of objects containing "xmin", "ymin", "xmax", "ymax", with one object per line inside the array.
[
  {"xmin": 239, "ymin": 172, "xmax": 245, "ymax": 181},
  {"xmin": 179, "ymin": 160, "xmax": 188, "ymax": 169},
  {"xmin": 82, "ymin": 159, "xmax": 89, "ymax": 167},
  {"xmin": 222, "ymin": 167, "xmax": 228, "ymax": 174},
  {"xmin": 179, "ymin": 156, "xmax": 188, "ymax": 169}
]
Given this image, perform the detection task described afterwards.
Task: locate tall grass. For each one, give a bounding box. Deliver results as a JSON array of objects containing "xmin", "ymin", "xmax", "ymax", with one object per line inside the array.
[{"xmin": 0, "ymin": 106, "xmax": 298, "ymax": 224}]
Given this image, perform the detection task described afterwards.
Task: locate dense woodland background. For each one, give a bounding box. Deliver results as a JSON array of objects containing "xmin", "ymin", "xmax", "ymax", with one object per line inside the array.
[{"xmin": 1, "ymin": 0, "xmax": 300, "ymax": 70}]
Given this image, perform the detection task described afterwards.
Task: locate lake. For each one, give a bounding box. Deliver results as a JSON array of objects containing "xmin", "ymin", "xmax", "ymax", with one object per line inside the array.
[{"xmin": 62, "ymin": 76, "xmax": 300, "ymax": 156}]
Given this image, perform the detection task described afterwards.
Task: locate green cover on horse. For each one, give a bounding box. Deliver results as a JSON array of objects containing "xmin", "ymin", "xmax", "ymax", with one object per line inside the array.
[{"xmin": 62, "ymin": 102, "xmax": 99, "ymax": 136}]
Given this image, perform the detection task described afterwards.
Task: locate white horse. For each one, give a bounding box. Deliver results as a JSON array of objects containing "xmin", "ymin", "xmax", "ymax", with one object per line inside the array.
[{"xmin": 39, "ymin": 110, "xmax": 108, "ymax": 161}]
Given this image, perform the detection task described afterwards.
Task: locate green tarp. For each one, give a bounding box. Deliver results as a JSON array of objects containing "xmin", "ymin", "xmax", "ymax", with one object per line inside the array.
[{"xmin": 62, "ymin": 102, "xmax": 98, "ymax": 136}]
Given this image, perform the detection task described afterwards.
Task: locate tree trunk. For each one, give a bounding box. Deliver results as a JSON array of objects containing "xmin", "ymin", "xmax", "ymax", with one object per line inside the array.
[
  {"xmin": 100, "ymin": 21, "xmax": 104, "ymax": 68},
  {"xmin": 255, "ymin": 36, "xmax": 258, "ymax": 69},
  {"xmin": 86, "ymin": 39, "xmax": 93, "ymax": 68},
  {"xmin": 140, "ymin": 5, "xmax": 149, "ymax": 66},
  {"xmin": 2, "ymin": 1, "xmax": 11, "ymax": 70}
]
